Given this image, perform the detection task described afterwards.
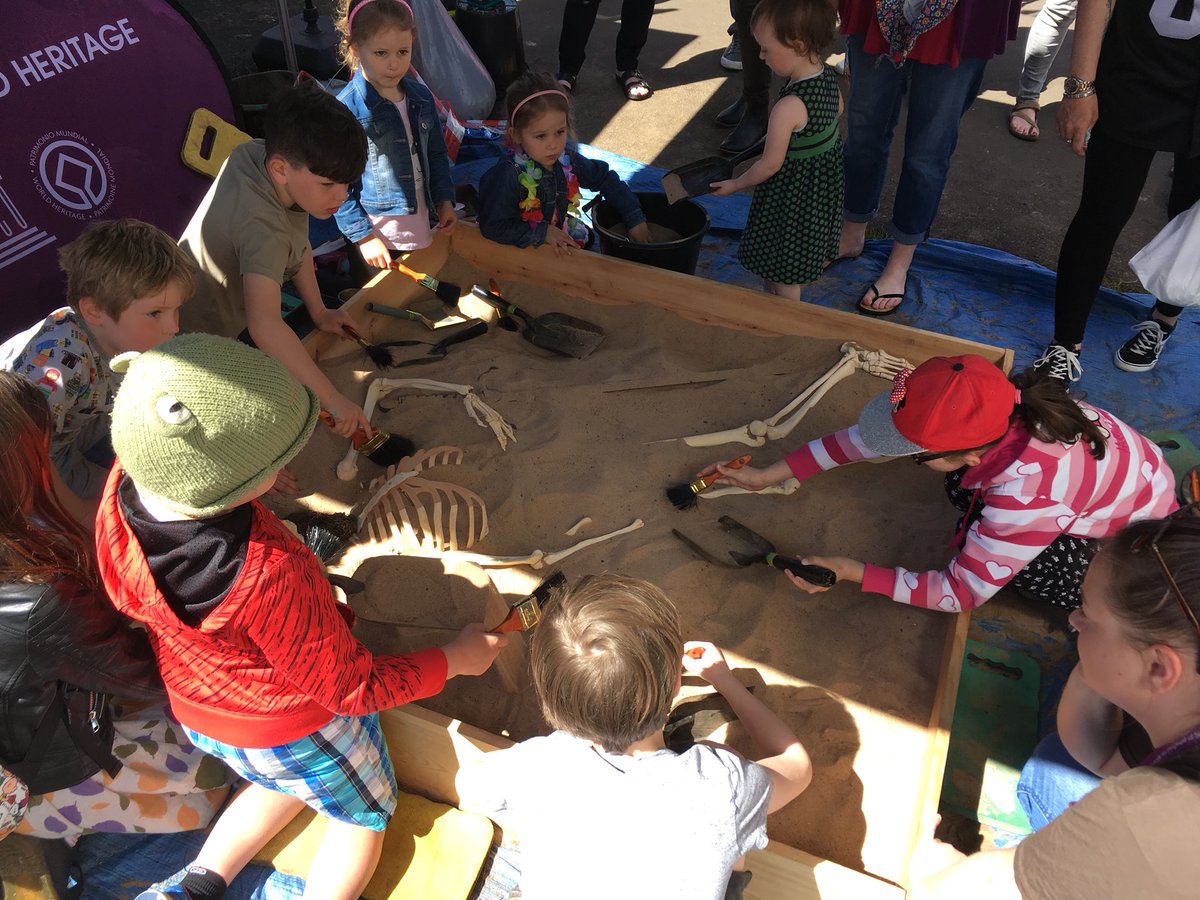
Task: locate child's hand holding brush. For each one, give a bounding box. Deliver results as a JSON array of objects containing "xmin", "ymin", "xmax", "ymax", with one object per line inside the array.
[
  {"xmin": 322, "ymin": 390, "xmax": 372, "ymax": 437},
  {"xmin": 695, "ymin": 458, "xmax": 794, "ymax": 493},
  {"xmin": 441, "ymin": 622, "xmax": 509, "ymax": 678}
]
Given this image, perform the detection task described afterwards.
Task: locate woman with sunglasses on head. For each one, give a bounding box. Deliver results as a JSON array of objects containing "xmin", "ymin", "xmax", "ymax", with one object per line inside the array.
[
  {"xmin": 906, "ymin": 507, "xmax": 1200, "ymax": 899},
  {"xmin": 700, "ymin": 356, "xmax": 1176, "ymax": 613}
]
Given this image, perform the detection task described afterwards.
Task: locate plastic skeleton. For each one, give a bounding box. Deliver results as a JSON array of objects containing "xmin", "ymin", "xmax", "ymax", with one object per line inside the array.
[
  {"xmin": 357, "ymin": 447, "xmax": 489, "ymax": 554},
  {"xmin": 678, "ymin": 342, "xmax": 911, "ymax": 449},
  {"xmin": 441, "ymin": 518, "xmax": 645, "ymax": 570},
  {"xmin": 338, "ymin": 378, "xmax": 515, "ymax": 481},
  {"xmin": 678, "ymin": 342, "xmax": 912, "ymax": 499},
  {"xmin": 350, "ymin": 446, "xmax": 642, "ymax": 568}
]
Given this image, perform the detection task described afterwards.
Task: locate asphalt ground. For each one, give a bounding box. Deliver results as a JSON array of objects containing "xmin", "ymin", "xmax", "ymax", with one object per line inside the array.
[{"xmin": 183, "ymin": 0, "xmax": 1175, "ymax": 288}]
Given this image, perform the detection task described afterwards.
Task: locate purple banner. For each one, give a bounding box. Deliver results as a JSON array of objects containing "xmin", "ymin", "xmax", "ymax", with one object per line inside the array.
[{"xmin": 1, "ymin": 1, "xmax": 235, "ymax": 332}]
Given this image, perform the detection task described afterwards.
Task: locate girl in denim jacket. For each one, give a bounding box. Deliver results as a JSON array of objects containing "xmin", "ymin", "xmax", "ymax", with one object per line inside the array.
[
  {"xmin": 334, "ymin": 0, "xmax": 456, "ymax": 271},
  {"xmin": 479, "ymin": 72, "xmax": 652, "ymax": 255}
]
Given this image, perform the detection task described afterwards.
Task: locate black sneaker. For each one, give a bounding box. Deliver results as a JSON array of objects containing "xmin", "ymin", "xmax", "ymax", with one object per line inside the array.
[
  {"xmin": 1032, "ymin": 343, "xmax": 1082, "ymax": 387},
  {"xmin": 1114, "ymin": 319, "xmax": 1172, "ymax": 372}
]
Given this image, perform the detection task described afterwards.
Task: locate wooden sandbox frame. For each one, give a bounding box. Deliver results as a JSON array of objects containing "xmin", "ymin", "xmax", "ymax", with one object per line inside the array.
[{"xmin": 305, "ymin": 225, "xmax": 1014, "ymax": 898}]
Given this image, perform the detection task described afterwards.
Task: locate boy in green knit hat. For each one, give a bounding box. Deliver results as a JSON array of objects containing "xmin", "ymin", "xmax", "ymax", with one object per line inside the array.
[{"xmin": 95, "ymin": 333, "xmax": 505, "ymax": 900}]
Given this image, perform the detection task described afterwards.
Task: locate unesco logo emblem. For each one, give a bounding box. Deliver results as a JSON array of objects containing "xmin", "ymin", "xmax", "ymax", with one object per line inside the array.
[{"xmin": 29, "ymin": 132, "xmax": 116, "ymax": 219}]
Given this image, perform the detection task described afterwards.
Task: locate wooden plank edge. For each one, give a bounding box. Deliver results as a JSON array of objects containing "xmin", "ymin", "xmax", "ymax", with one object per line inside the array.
[
  {"xmin": 449, "ymin": 224, "xmax": 1010, "ymax": 368},
  {"xmin": 747, "ymin": 841, "xmax": 906, "ymax": 900},
  {"xmin": 899, "ymin": 609, "xmax": 970, "ymax": 888}
]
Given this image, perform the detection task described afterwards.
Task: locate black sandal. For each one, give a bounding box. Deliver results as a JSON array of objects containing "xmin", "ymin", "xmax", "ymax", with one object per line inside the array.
[
  {"xmin": 556, "ymin": 71, "xmax": 577, "ymax": 94},
  {"xmin": 616, "ymin": 70, "xmax": 653, "ymax": 101}
]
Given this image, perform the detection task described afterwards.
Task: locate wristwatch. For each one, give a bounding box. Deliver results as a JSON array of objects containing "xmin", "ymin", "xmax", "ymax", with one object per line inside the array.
[{"xmin": 1063, "ymin": 75, "xmax": 1097, "ymax": 100}]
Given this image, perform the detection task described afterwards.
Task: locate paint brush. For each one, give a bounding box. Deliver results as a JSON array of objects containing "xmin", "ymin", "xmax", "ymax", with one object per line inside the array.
[
  {"xmin": 318, "ymin": 412, "xmax": 414, "ymax": 467},
  {"xmin": 349, "ymin": 571, "xmax": 568, "ymax": 633},
  {"xmin": 342, "ymin": 325, "xmax": 397, "ymax": 369},
  {"xmin": 489, "ymin": 571, "xmax": 567, "ymax": 633},
  {"xmin": 291, "ymin": 416, "xmax": 416, "ymax": 561},
  {"xmin": 390, "ymin": 260, "xmax": 462, "ymax": 307},
  {"xmin": 665, "ymin": 455, "xmax": 752, "ymax": 510}
]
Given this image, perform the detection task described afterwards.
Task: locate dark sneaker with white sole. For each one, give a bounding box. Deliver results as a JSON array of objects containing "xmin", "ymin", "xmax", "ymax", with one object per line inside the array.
[
  {"xmin": 1032, "ymin": 343, "xmax": 1082, "ymax": 387},
  {"xmin": 721, "ymin": 35, "xmax": 743, "ymax": 71},
  {"xmin": 1114, "ymin": 319, "xmax": 1172, "ymax": 372}
]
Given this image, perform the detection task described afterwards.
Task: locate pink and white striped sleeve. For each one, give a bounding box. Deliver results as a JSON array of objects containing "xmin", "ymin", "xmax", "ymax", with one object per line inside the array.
[
  {"xmin": 785, "ymin": 425, "xmax": 881, "ymax": 482},
  {"xmin": 861, "ymin": 494, "xmax": 1075, "ymax": 612}
]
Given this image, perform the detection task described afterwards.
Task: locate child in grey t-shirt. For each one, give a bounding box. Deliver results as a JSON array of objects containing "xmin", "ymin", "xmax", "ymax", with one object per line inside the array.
[{"xmin": 457, "ymin": 574, "xmax": 813, "ymax": 900}]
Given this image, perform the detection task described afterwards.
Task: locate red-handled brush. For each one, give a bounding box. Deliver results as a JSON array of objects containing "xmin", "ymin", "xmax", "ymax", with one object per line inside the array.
[
  {"xmin": 488, "ymin": 571, "xmax": 567, "ymax": 633},
  {"xmin": 666, "ymin": 454, "xmax": 752, "ymax": 510},
  {"xmin": 318, "ymin": 412, "xmax": 415, "ymax": 467},
  {"xmin": 349, "ymin": 571, "xmax": 567, "ymax": 633}
]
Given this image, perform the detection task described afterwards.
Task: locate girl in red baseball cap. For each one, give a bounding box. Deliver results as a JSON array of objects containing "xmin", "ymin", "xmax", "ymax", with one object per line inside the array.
[{"xmin": 702, "ymin": 356, "xmax": 1176, "ymax": 612}]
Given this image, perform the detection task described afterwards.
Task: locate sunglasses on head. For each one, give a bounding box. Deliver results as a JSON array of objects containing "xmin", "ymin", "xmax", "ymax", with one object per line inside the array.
[
  {"xmin": 911, "ymin": 449, "xmax": 962, "ymax": 465},
  {"xmin": 1130, "ymin": 501, "xmax": 1200, "ymax": 640}
]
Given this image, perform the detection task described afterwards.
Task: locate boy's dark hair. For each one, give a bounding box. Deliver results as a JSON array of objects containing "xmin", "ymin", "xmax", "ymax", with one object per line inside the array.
[
  {"xmin": 505, "ymin": 71, "xmax": 572, "ymax": 135},
  {"xmin": 264, "ymin": 81, "xmax": 367, "ymax": 184},
  {"xmin": 58, "ymin": 218, "xmax": 197, "ymax": 320},
  {"xmin": 530, "ymin": 574, "xmax": 682, "ymax": 753},
  {"xmin": 752, "ymin": 0, "xmax": 837, "ymax": 58}
]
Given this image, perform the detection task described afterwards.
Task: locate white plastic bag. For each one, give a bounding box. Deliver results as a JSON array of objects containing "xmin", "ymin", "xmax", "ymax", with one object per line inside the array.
[
  {"xmin": 410, "ymin": 0, "xmax": 495, "ymax": 121},
  {"xmin": 1129, "ymin": 200, "xmax": 1200, "ymax": 308}
]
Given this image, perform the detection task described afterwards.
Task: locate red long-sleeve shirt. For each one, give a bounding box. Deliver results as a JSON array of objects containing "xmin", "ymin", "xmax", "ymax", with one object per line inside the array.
[{"xmin": 95, "ymin": 465, "xmax": 447, "ymax": 748}]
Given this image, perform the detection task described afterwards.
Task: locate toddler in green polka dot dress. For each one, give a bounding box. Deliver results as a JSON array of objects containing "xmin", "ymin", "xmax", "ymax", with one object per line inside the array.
[{"xmin": 711, "ymin": 0, "xmax": 844, "ymax": 302}]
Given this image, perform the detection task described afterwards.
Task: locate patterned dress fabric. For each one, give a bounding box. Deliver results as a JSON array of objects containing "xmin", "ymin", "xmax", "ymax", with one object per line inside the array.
[
  {"xmin": 738, "ymin": 67, "xmax": 844, "ymax": 286},
  {"xmin": 16, "ymin": 704, "xmax": 233, "ymax": 843}
]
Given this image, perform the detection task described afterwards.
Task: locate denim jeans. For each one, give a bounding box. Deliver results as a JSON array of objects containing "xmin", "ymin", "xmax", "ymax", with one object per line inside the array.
[
  {"xmin": 1015, "ymin": 0, "xmax": 1077, "ymax": 104},
  {"xmin": 842, "ymin": 34, "xmax": 988, "ymax": 244},
  {"xmin": 1015, "ymin": 732, "xmax": 1102, "ymax": 831}
]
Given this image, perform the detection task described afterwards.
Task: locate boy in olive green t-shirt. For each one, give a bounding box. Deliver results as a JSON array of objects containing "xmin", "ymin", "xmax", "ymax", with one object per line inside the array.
[{"xmin": 179, "ymin": 82, "xmax": 372, "ymax": 436}]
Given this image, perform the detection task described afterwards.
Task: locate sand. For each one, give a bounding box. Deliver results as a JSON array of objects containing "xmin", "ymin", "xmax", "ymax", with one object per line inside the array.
[{"xmin": 282, "ymin": 256, "xmax": 964, "ymax": 880}]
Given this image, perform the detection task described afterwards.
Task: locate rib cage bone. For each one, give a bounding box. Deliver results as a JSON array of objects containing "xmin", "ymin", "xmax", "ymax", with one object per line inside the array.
[{"xmin": 358, "ymin": 447, "xmax": 490, "ymax": 556}]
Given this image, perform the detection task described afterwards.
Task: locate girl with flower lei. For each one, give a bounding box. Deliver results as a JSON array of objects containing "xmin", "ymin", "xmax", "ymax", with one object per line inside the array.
[{"xmin": 478, "ymin": 72, "xmax": 653, "ymax": 254}]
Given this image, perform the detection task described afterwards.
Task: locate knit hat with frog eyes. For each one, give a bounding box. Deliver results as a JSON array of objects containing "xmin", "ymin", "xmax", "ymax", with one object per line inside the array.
[{"xmin": 109, "ymin": 333, "xmax": 319, "ymax": 517}]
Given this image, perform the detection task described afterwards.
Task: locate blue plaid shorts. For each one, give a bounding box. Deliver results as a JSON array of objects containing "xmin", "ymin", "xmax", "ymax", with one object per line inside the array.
[{"xmin": 184, "ymin": 713, "xmax": 397, "ymax": 831}]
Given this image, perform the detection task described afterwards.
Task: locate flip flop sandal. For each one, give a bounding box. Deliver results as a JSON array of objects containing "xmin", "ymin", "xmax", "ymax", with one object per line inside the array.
[
  {"xmin": 857, "ymin": 283, "xmax": 904, "ymax": 317},
  {"xmin": 616, "ymin": 70, "xmax": 654, "ymax": 101},
  {"xmin": 556, "ymin": 71, "xmax": 577, "ymax": 94},
  {"xmin": 1008, "ymin": 102, "xmax": 1040, "ymax": 142}
]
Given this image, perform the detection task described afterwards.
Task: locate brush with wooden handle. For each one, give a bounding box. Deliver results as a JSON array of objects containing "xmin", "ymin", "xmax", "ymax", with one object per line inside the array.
[
  {"xmin": 390, "ymin": 260, "xmax": 462, "ymax": 306},
  {"xmin": 353, "ymin": 571, "xmax": 567, "ymax": 633},
  {"xmin": 318, "ymin": 411, "xmax": 414, "ymax": 467},
  {"xmin": 666, "ymin": 455, "xmax": 752, "ymax": 510}
]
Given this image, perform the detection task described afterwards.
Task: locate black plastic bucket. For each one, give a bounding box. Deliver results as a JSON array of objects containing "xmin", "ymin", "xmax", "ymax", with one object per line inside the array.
[
  {"xmin": 455, "ymin": 1, "xmax": 527, "ymax": 97},
  {"xmin": 592, "ymin": 192, "xmax": 709, "ymax": 275}
]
